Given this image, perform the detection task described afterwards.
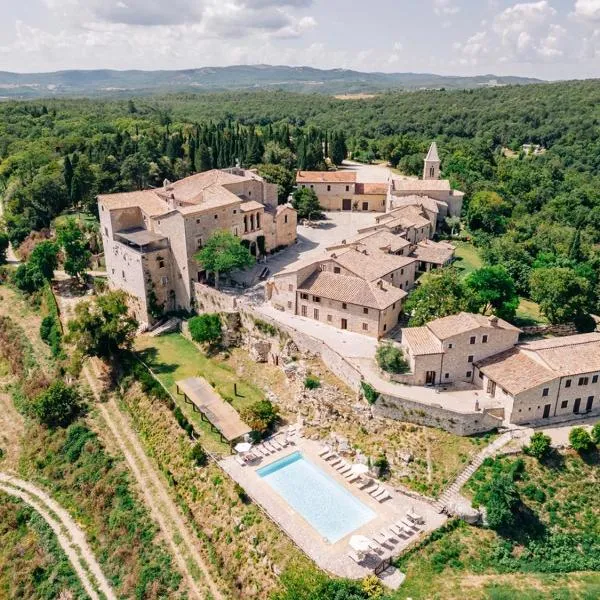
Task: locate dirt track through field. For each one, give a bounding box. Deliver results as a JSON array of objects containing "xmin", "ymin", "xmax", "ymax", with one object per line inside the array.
[
  {"xmin": 0, "ymin": 473, "xmax": 117, "ymax": 600},
  {"xmin": 84, "ymin": 361, "xmax": 223, "ymax": 600}
]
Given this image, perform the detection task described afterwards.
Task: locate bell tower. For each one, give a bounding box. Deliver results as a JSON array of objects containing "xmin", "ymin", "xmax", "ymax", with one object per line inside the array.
[{"xmin": 423, "ymin": 142, "xmax": 440, "ymax": 180}]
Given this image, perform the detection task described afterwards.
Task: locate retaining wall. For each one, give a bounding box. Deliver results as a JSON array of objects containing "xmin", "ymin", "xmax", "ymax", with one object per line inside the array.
[{"xmin": 374, "ymin": 393, "xmax": 503, "ymax": 436}]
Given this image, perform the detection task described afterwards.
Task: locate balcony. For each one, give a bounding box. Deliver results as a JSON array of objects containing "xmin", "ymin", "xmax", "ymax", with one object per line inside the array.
[{"xmin": 114, "ymin": 228, "xmax": 169, "ymax": 253}]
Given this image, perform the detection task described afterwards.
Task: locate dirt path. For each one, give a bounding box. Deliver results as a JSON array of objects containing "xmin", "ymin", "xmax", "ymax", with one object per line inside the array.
[
  {"xmin": 84, "ymin": 361, "xmax": 223, "ymax": 600},
  {"xmin": 0, "ymin": 473, "xmax": 117, "ymax": 600}
]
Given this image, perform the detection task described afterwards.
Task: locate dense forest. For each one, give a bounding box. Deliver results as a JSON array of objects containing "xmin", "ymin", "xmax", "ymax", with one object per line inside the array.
[{"xmin": 1, "ymin": 79, "xmax": 600, "ymax": 321}]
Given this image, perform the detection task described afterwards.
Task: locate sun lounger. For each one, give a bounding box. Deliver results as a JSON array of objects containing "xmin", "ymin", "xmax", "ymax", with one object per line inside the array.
[
  {"xmin": 376, "ymin": 491, "xmax": 391, "ymax": 503},
  {"xmin": 373, "ymin": 487, "xmax": 388, "ymax": 500},
  {"xmin": 373, "ymin": 532, "xmax": 392, "ymax": 546},
  {"xmin": 368, "ymin": 540, "xmax": 384, "ymax": 554},
  {"xmin": 389, "ymin": 523, "xmax": 404, "ymax": 536},
  {"xmin": 277, "ymin": 436, "xmax": 289, "ymax": 448},
  {"xmin": 369, "ymin": 485, "xmax": 382, "ymax": 497},
  {"xmin": 329, "ymin": 457, "xmax": 342, "ymax": 467},
  {"xmin": 338, "ymin": 466, "xmax": 352, "ymax": 476},
  {"xmin": 359, "ymin": 479, "xmax": 374, "ymax": 490},
  {"xmin": 393, "ymin": 521, "xmax": 411, "ymax": 535},
  {"xmin": 346, "ymin": 473, "xmax": 361, "ymax": 482},
  {"xmin": 234, "ymin": 455, "xmax": 247, "ymax": 466},
  {"xmin": 253, "ymin": 446, "xmax": 266, "ymax": 456},
  {"xmin": 264, "ymin": 441, "xmax": 278, "ymax": 453},
  {"xmin": 335, "ymin": 461, "xmax": 349, "ymax": 471},
  {"xmin": 320, "ymin": 451, "xmax": 334, "ymax": 461},
  {"xmin": 319, "ymin": 445, "xmax": 331, "ymax": 457},
  {"xmin": 400, "ymin": 518, "xmax": 416, "ymax": 530},
  {"xmin": 269, "ymin": 439, "xmax": 283, "ymax": 450},
  {"xmin": 347, "ymin": 550, "xmax": 363, "ymax": 564}
]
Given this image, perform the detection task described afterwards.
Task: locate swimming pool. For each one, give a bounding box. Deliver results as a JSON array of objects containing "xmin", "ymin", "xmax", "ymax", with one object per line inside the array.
[{"xmin": 257, "ymin": 451, "xmax": 376, "ymax": 543}]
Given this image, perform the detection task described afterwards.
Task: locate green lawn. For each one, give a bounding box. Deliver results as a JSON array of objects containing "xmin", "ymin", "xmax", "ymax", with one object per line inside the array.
[
  {"xmin": 452, "ymin": 241, "xmax": 484, "ymax": 275},
  {"xmin": 514, "ymin": 297, "xmax": 547, "ymax": 326},
  {"xmin": 135, "ymin": 332, "xmax": 265, "ymax": 452}
]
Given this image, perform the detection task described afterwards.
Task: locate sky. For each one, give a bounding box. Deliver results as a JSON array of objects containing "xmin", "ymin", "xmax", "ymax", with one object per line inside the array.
[{"xmin": 0, "ymin": 1, "xmax": 599, "ymax": 79}]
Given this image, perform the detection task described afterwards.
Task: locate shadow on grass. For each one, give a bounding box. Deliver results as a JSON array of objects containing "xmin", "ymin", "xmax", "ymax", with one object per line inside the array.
[
  {"xmin": 578, "ymin": 446, "xmax": 599, "ymax": 467},
  {"xmin": 137, "ymin": 347, "xmax": 178, "ymax": 375},
  {"xmin": 541, "ymin": 449, "xmax": 565, "ymax": 470}
]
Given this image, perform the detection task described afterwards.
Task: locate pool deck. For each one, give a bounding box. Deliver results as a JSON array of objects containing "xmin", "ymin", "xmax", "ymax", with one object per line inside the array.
[{"xmin": 219, "ymin": 437, "xmax": 446, "ymax": 581}]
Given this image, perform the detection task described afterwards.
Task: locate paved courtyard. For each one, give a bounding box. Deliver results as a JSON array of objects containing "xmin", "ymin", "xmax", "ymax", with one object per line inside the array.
[
  {"xmin": 220, "ymin": 437, "xmax": 445, "ymax": 580},
  {"xmin": 263, "ymin": 210, "xmax": 378, "ymax": 278}
]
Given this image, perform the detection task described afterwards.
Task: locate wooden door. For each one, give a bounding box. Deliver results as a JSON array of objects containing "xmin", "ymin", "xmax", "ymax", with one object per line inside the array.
[{"xmin": 342, "ymin": 198, "xmax": 352, "ymax": 211}]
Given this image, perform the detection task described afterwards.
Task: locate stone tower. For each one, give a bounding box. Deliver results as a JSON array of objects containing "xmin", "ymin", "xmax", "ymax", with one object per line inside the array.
[{"xmin": 423, "ymin": 142, "xmax": 440, "ymax": 180}]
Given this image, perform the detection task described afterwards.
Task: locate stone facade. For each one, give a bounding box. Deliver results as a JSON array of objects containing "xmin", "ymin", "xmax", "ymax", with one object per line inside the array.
[
  {"xmin": 475, "ymin": 333, "xmax": 600, "ymax": 425},
  {"xmin": 99, "ymin": 168, "xmax": 297, "ymax": 323},
  {"xmin": 400, "ymin": 313, "xmax": 521, "ymax": 386}
]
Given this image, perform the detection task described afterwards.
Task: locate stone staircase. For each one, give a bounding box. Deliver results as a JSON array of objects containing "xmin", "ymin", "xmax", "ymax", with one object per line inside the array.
[
  {"xmin": 149, "ymin": 317, "xmax": 181, "ymax": 337},
  {"xmin": 433, "ymin": 430, "xmax": 519, "ymax": 513}
]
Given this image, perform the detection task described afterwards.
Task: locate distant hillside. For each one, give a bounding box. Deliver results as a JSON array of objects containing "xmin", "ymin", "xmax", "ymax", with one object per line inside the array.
[{"xmin": 0, "ymin": 65, "xmax": 543, "ymax": 99}]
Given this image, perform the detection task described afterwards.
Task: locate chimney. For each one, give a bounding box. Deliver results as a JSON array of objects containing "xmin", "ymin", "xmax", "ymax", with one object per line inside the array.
[
  {"xmin": 489, "ymin": 315, "xmax": 498, "ymax": 326},
  {"xmin": 377, "ymin": 280, "xmax": 384, "ymax": 289}
]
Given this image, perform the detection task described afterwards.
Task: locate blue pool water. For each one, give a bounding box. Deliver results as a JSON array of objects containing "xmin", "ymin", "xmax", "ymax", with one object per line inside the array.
[{"xmin": 257, "ymin": 451, "xmax": 375, "ymax": 543}]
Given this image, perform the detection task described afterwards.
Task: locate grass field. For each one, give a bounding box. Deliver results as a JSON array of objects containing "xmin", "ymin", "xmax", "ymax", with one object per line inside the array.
[
  {"xmin": 452, "ymin": 241, "xmax": 484, "ymax": 275},
  {"xmin": 135, "ymin": 332, "xmax": 266, "ymax": 452},
  {"xmin": 395, "ymin": 448, "xmax": 600, "ymax": 599},
  {"xmin": 515, "ymin": 297, "xmax": 547, "ymax": 326}
]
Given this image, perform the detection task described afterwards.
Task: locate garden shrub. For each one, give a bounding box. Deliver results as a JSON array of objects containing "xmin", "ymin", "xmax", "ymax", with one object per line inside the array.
[
  {"xmin": 361, "ymin": 381, "xmax": 379, "ymax": 405},
  {"xmin": 304, "ymin": 374, "xmax": 321, "ymax": 389},
  {"xmin": 188, "ymin": 313, "xmax": 222, "ymax": 345},
  {"xmin": 569, "ymin": 427, "xmax": 593, "ymax": 452},
  {"xmin": 376, "ymin": 342, "xmax": 410, "ymax": 374},
  {"xmin": 524, "ymin": 432, "xmax": 552, "ymax": 460},
  {"xmin": 190, "ymin": 442, "xmax": 208, "ymax": 467}
]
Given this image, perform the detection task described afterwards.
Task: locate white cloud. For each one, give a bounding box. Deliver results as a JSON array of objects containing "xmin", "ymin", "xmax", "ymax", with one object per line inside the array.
[
  {"xmin": 393, "ymin": 41, "xmax": 403, "ymax": 51},
  {"xmin": 573, "ymin": 0, "xmax": 600, "ymax": 22},
  {"xmin": 433, "ymin": 0, "xmax": 460, "ymax": 16},
  {"xmin": 456, "ymin": 1, "xmax": 569, "ymax": 64}
]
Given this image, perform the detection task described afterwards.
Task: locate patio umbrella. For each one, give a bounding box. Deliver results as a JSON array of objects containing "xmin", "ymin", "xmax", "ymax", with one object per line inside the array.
[
  {"xmin": 349, "ymin": 535, "xmax": 372, "ymax": 553},
  {"xmin": 351, "ymin": 463, "xmax": 370, "ymax": 476},
  {"xmin": 234, "ymin": 442, "xmax": 252, "ymax": 453}
]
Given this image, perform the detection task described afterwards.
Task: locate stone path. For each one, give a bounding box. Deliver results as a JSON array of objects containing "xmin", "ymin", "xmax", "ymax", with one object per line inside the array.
[
  {"xmin": 0, "ymin": 472, "xmax": 117, "ymax": 600},
  {"xmin": 433, "ymin": 430, "xmax": 521, "ymax": 513}
]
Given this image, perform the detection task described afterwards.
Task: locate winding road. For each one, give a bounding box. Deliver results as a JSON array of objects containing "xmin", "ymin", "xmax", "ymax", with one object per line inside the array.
[{"xmin": 0, "ymin": 473, "xmax": 117, "ymax": 600}]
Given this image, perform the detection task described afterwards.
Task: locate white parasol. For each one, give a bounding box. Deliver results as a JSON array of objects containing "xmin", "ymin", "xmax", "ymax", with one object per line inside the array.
[
  {"xmin": 351, "ymin": 463, "xmax": 370, "ymax": 475},
  {"xmin": 234, "ymin": 442, "xmax": 253, "ymax": 453},
  {"xmin": 349, "ymin": 535, "xmax": 372, "ymax": 553}
]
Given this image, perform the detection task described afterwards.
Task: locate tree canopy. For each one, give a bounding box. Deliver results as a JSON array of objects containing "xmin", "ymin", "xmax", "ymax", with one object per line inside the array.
[
  {"xmin": 67, "ymin": 290, "xmax": 138, "ymax": 360},
  {"xmin": 195, "ymin": 230, "xmax": 255, "ymax": 288},
  {"xmin": 291, "ymin": 187, "xmax": 323, "ymax": 220}
]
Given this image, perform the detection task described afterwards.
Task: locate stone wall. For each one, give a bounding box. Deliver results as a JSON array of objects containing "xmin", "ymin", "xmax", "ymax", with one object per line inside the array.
[
  {"xmin": 193, "ymin": 282, "xmax": 238, "ymax": 313},
  {"xmin": 520, "ymin": 323, "xmax": 578, "ymax": 337},
  {"xmin": 373, "ymin": 393, "xmax": 503, "ymax": 436}
]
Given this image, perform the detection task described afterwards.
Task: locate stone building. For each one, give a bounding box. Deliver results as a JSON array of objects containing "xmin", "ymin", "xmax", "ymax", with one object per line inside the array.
[
  {"xmin": 400, "ymin": 313, "xmax": 521, "ymax": 386},
  {"xmin": 268, "ymin": 200, "xmax": 456, "ymax": 338},
  {"xmin": 295, "ymin": 142, "xmax": 464, "ymax": 225},
  {"xmin": 475, "ymin": 333, "xmax": 600, "ymax": 424},
  {"xmin": 99, "ymin": 168, "xmax": 297, "ymax": 323},
  {"xmin": 268, "ymin": 247, "xmax": 408, "ymax": 338},
  {"xmin": 295, "ymin": 171, "xmax": 387, "ymax": 212}
]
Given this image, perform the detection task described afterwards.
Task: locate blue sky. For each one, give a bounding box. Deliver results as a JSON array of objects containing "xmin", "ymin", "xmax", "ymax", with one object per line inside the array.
[{"xmin": 1, "ymin": 1, "xmax": 599, "ymax": 79}]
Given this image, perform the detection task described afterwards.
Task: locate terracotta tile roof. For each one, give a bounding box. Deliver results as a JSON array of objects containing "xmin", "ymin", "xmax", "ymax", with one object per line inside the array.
[
  {"xmin": 411, "ymin": 240, "xmax": 455, "ymax": 265},
  {"xmin": 402, "ymin": 327, "xmax": 443, "ymax": 356},
  {"xmin": 523, "ymin": 333, "xmax": 600, "ymax": 377},
  {"xmin": 355, "ymin": 182, "xmax": 388, "ymax": 195},
  {"xmin": 296, "ymin": 170, "xmax": 357, "ymax": 183},
  {"xmin": 477, "ymin": 348, "xmax": 556, "ymax": 395},
  {"xmin": 298, "ymin": 271, "xmax": 406, "ymax": 310},
  {"xmin": 331, "ymin": 246, "xmax": 417, "ymax": 281},
  {"xmin": 178, "ymin": 184, "xmax": 241, "ymax": 213},
  {"xmin": 391, "ymin": 195, "xmax": 441, "ymax": 214},
  {"xmin": 392, "ymin": 178, "xmax": 451, "ymax": 192},
  {"xmin": 98, "ymin": 190, "xmax": 167, "ymax": 217},
  {"xmin": 426, "ymin": 312, "xmax": 520, "ymax": 340},
  {"xmin": 352, "ymin": 230, "xmax": 411, "ymax": 253},
  {"xmin": 240, "ymin": 200, "xmax": 265, "ymax": 212},
  {"xmin": 162, "ymin": 169, "xmax": 250, "ymax": 204}
]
